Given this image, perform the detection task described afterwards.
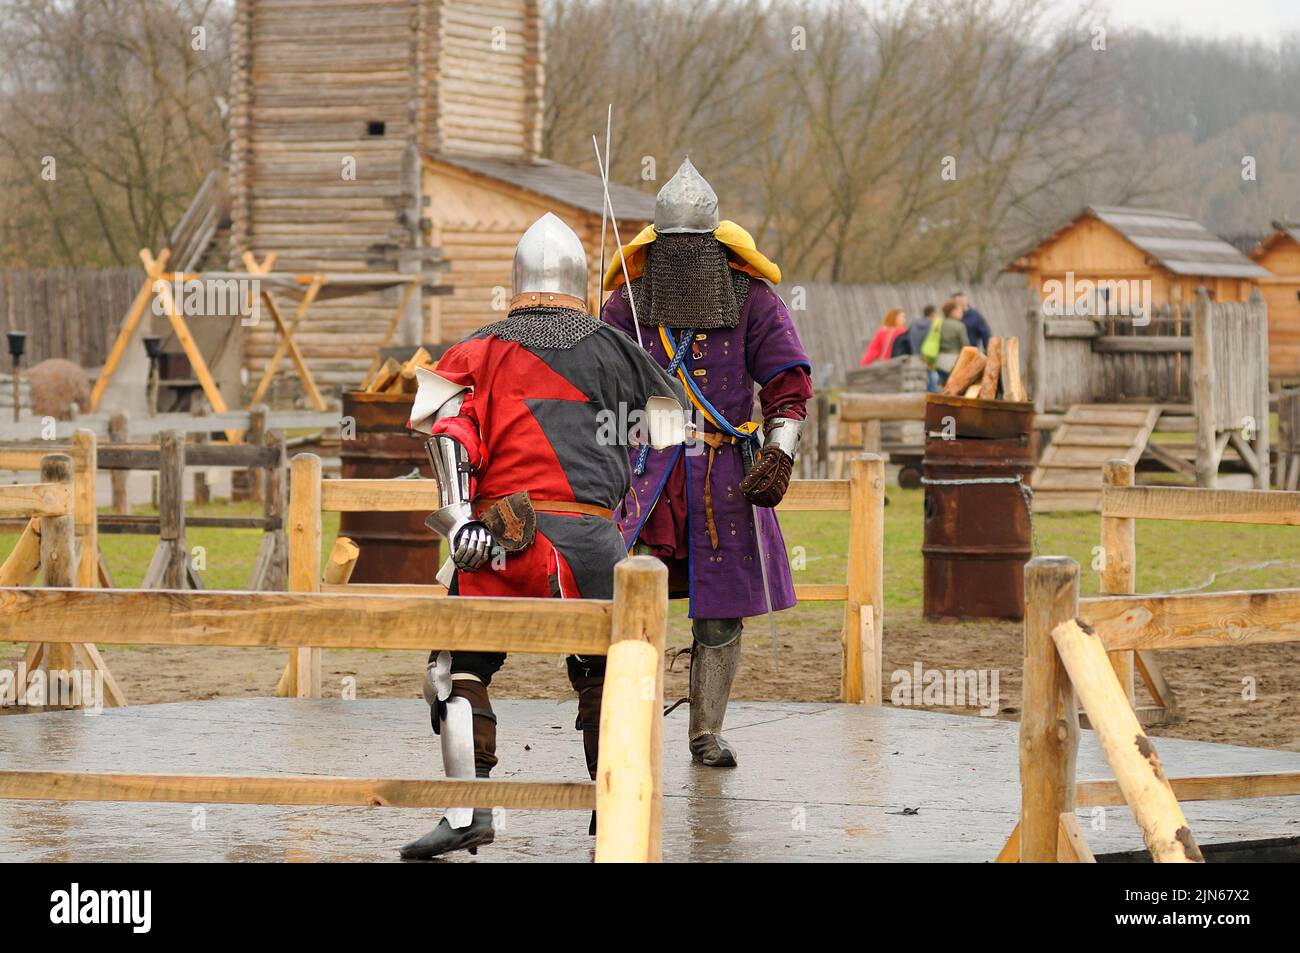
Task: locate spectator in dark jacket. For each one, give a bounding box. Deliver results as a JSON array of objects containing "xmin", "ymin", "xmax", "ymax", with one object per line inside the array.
[
  {"xmin": 906, "ymin": 305, "xmax": 936, "ymax": 355},
  {"xmin": 952, "ymin": 291, "xmax": 991, "ymax": 352}
]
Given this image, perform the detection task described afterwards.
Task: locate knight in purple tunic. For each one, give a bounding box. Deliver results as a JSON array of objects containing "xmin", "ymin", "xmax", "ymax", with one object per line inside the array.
[{"xmin": 600, "ymin": 158, "xmax": 813, "ymax": 767}]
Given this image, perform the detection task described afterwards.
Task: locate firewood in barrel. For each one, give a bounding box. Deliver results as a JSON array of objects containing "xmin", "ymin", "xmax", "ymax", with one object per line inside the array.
[
  {"xmin": 941, "ymin": 347, "xmax": 987, "ymax": 397},
  {"xmin": 978, "ymin": 337, "xmax": 1003, "ymax": 400},
  {"xmin": 1002, "ymin": 336, "xmax": 1027, "ymax": 402}
]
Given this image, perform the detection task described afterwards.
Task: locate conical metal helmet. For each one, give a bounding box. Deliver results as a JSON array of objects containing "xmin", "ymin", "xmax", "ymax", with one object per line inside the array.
[
  {"xmin": 655, "ymin": 158, "xmax": 719, "ymax": 234},
  {"xmin": 511, "ymin": 212, "xmax": 588, "ymax": 300}
]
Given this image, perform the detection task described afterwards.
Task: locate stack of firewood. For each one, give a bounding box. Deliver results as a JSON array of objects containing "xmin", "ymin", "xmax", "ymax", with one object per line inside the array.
[
  {"xmin": 363, "ymin": 347, "xmax": 431, "ymax": 395},
  {"xmin": 939, "ymin": 336, "xmax": 1028, "ymax": 402}
]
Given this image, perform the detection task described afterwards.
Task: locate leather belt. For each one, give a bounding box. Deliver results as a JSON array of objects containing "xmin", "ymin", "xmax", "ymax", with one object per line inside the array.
[
  {"xmin": 476, "ymin": 497, "xmax": 614, "ymax": 520},
  {"xmin": 694, "ymin": 430, "xmax": 738, "ymax": 449}
]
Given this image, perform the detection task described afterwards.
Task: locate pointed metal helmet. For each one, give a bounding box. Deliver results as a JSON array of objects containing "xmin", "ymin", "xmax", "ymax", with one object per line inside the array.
[
  {"xmin": 655, "ymin": 157, "xmax": 719, "ymax": 234},
  {"xmin": 511, "ymin": 212, "xmax": 588, "ymax": 300}
]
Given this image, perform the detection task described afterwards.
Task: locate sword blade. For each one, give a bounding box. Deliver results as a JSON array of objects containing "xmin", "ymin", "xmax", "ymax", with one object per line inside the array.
[{"xmin": 751, "ymin": 502, "xmax": 779, "ymax": 668}]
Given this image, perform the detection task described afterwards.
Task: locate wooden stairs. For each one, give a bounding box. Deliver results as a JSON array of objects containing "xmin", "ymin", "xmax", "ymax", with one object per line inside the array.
[{"xmin": 1032, "ymin": 404, "xmax": 1160, "ymax": 512}]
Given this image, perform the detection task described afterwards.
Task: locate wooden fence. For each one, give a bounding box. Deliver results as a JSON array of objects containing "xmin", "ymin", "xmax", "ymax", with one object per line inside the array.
[
  {"xmin": 0, "ymin": 450, "xmax": 124, "ymax": 707},
  {"xmin": 1000, "ymin": 554, "xmax": 1300, "ymax": 863},
  {"xmin": 0, "ymin": 550, "xmax": 669, "ymax": 862},
  {"xmin": 1098, "ymin": 462, "xmax": 1300, "ymax": 726},
  {"xmin": 282, "ymin": 453, "xmax": 888, "ymax": 705},
  {"xmin": 1, "ymin": 269, "xmax": 140, "ymax": 369}
]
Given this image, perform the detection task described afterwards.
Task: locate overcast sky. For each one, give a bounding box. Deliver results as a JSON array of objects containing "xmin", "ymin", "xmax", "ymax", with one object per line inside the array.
[{"xmin": 1088, "ymin": 0, "xmax": 1300, "ymax": 44}]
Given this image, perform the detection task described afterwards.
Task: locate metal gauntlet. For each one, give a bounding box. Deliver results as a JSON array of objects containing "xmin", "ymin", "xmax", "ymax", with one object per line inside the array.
[
  {"xmin": 424, "ymin": 435, "xmax": 492, "ymax": 572},
  {"xmin": 763, "ymin": 416, "xmax": 804, "ymax": 461}
]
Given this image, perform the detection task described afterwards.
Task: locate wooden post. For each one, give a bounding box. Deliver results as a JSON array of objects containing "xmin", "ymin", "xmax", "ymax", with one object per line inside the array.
[
  {"xmin": 1249, "ymin": 287, "xmax": 1270, "ymax": 491},
  {"xmin": 243, "ymin": 404, "xmax": 268, "ymax": 503},
  {"xmin": 1019, "ymin": 557, "xmax": 1080, "ymax": 862},
  {"xmin": 595, "ymin": 555, "xmax": 667, "ymax": 863},
  {"xmin": 191, "ymin": 405, "xmax": 211, "ymax": 506},
  {"xmin": 841, "ymin": 454, "xmax": 884, "ymax": 704},
  {"xmin": 265, "ymin": 429, "xmax": 287, "ymax": 589},
  {"xmin": 286, "ymin": 453, "xmax": 323, "ymax": 698},
  {"xmin": 1050, "ymin": 619, "xmax": 1203, "ymax": 863},
  {"xmin": 70, "ymin": 430, "xmax": 98, "ymax": 590},
  {"xmin": 815, "ymin": 392, "xmax": 829, "ymax": 479},
  {"xmin": 274, "ymin": 535, "xmax": 355, "ymax": 697},
  {"xmin": 1192, "ymin": 289, "xmax": 1218, "ymax": 489},
  {"xmin": 158, "ymin": 430, "xmax": 187, "ymax": 589},
  {"xmin": 1100, "ymin": 460, "xmax": 1136, "ymax": 703},
  {"xmin": 38, "ymin": 454, "xmax": 77, "ymax": 701},
  {"xmin": 109, "ymin": 412, "xmax": 129, "ymax": 514}
]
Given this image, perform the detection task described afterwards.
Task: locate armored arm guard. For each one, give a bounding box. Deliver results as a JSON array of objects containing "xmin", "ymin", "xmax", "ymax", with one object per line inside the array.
[{"xmin": 411, "ymin": 368, "xmax": 493, "ymax": 572}]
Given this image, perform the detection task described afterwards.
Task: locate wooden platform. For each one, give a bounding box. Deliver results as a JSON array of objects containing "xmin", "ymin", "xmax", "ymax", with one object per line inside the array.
[
  {"xmin": 2, "ymin": 699, "xmax": 1298, "ymax": 862},
  {"xmin": 1033, "ymin": 403, "xmax": 1160, "ymax": 512}
]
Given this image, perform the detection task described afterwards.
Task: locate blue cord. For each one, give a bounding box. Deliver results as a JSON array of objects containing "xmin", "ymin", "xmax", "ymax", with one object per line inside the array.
[{"xmin": 634, "ymin": 328, "xmax": 694, "ymax": 476}]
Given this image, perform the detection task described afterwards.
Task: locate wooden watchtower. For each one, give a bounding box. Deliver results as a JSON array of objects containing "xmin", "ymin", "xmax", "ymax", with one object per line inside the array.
[{"xmin": 229, "ymin": 0, "xmax": 652, "ymax": 390}]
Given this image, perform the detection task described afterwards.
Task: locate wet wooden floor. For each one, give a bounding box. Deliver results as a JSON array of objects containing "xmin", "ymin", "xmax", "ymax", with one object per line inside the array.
[{"xmin": 2, "ymin": 698, "xmax": 1298, "ymax": 862}]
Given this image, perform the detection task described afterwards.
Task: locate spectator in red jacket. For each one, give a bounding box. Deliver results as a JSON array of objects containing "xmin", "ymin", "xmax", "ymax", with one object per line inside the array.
[{"xmin": 859, "ymin": 309, "xmax": 908, "ymax": 367}]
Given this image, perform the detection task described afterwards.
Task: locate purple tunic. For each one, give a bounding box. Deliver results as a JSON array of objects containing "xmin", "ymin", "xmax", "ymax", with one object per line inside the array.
[{"xmin": 601, "ymin": 278, "xmax": 812, "ymax": 619}]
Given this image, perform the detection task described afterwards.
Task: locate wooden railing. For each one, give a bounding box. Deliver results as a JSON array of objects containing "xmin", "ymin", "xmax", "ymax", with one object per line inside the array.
[
  {"xmin": 1000, "ymin": 556, "xmax": 1300, "ymax": 863},
  {"xmin": 0, "ymin": 450, "xmax": 125, "ymax": 706},
  {"xmin": 1099, "ymin": 460, "xmax": 1300, "ymax": 723},
  {"xmin": 0, "ymin": 556, "xmax": 668, "ymax": 862},
  {"xmin": 284, "ymin": 453, "xmax": 887, "ymax": 705}
]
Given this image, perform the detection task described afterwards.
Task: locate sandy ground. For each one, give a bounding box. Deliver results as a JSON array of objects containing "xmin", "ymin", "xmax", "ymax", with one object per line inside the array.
[{"xmin": 7, "ymin": 605, "xmax": 1295, "ymax": 752}]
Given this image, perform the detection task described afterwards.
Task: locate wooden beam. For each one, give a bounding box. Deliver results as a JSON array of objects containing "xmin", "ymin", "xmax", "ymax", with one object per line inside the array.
[
  {"xmin": 1050, "ymin": 618, "xmax": 1203, "ymax": 862},
  {"xmin": 1019, "ymin": 557, "xmax": 1080, "ymax": 862},
  {"xmin": 793, "ymin": 583, "xmax": 849, "ymax": 601},
  {"xmin": 837, "ymin": 392, "xmax": 926, "ymax": 423},
  {"xmin": 1101, "ymin": 484, "xmax": 1300, "ymax": 525},
  {"xmin": 1077, "ymin": 771, "xmax": 1300, "ymax": 807},
  {"xmin": 596, "ymin": 555, "xmax": 668, "ymax": 863},
  {"xmin": 1100, "ymin": 460, "xmax": 1137, "ymax": 704},
  {"xmin": 0, "ymin": 771, "xmax": 594, "ymax": 811},
  {"xmin": 71, "ymin": 431, "xmax": 98, "ymax": 590},
  {"xmin": 0, "ymin": 483, "xmax": 72, "ymax": 519},
  {"xmin": 321, "ymin": 478, "xmax": 440, "ymax": 513},
  {"xmin": 841, "ymin": 455, "xmax": 883, "ymax": 704},
  {"xmin": 1057, "ymin": 812, "xmax": 1097, "ymax": 863},
  {"xmin": 0, "ymin": 519, "xmax": 42, "ymax": 586},
  {"xmin": 778, "ymin": 479, "xmax": 851, "ymax": 511},
  {"xmin": 0, "ymin": 587, "xmax": 614, "ymax": 654},
  {"xmin": 287, "ymin": 453, "xmax": 323, "ymax": 697},
  {"xmin": 89, "ymin": 249, "xmax": 170, "ymax": 412},
  {"xmin": 1080, "ymin": 588, "xmax": 1300, "ymax": 651}
]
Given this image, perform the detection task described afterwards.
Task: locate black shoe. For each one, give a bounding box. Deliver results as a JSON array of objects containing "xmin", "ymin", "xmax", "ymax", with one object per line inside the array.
[
  {"xmin": 399, "ymin": 809, "xmax": 495, "ymax": 860},
  {"xmin": 589, "ymin": 810, "xmax": 597, "ymax": 836}
]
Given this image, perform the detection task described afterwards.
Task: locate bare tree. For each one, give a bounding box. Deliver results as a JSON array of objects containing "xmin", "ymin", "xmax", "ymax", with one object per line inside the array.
[{"xmin": 0, "ymin": 0, "xmax": 228, "ymax": 267}]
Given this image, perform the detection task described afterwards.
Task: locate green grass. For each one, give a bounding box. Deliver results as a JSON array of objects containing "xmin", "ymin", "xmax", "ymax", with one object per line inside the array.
[{"xmin": 3, "ymin": 489, "xmax": 1298, "ymax": 610}]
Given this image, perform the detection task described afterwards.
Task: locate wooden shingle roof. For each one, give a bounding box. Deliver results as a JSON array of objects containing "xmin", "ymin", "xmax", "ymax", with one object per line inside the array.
[
  {"xmin": 436, "ymin": 155, "xmax": 656, "ymax": 221},
  {"xmin": 1010, "ymin": 206, "xmax": 1271, "ymax": 279}
]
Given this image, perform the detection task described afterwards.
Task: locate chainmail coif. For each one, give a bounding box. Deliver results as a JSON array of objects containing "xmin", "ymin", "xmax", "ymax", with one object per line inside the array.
[
  {"xmin": 623, "ymin": 234, "xmax": 750, "ymax": 330},
  {"xmin": 479, "ymin": 306, "xmax": 603, "ymax": 349}
]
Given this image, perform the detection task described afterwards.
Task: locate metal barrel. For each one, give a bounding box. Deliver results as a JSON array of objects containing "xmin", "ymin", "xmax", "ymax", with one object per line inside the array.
[
  {"xmin": 921, "ymin": 394, "xmax": 1036, "ymax": 620},
  {"xmin": 339, "ymin": 390, "xmax": 440, "ymax": 584}
]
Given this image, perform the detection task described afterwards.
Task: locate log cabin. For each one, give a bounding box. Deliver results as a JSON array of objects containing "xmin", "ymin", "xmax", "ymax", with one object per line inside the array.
[
  {"xmin": 1249, "ymin": 222, "xmax": 1300, "ymax": 383},
  {"xmin": 1008, "ymin": 206, "xmax": 1269, "ymax": 319},
  {"xmin": 228, "ymin": 0, "xmax": 653, "ymax": 392}
]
